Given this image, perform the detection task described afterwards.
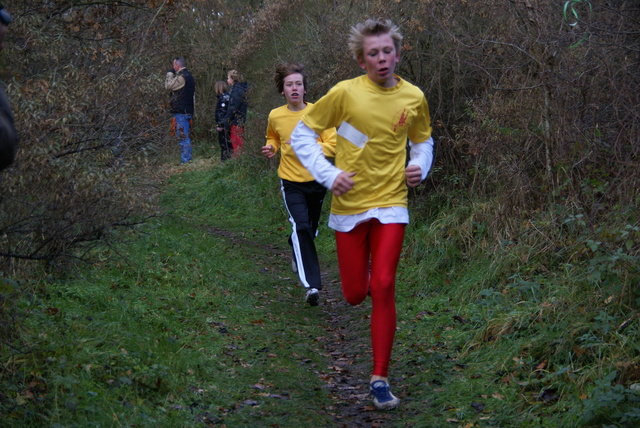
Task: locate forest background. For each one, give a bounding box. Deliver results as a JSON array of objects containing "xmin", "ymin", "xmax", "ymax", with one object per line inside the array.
[{"xmin": 0, "ymin": 0, "xmax": 638, "ymax": 426}]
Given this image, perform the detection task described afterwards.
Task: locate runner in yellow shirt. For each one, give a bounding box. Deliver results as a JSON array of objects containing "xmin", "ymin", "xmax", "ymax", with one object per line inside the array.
[
  {"xmin": 291, "ymin": 19, "xmax": 435, "ymax": 410},
  {"xmin": 262, "ymin": 63, "xmax": 336, "ymax": 306}
]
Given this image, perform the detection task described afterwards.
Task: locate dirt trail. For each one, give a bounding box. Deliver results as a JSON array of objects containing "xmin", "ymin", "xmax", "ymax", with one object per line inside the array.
[
  {"xmin": 168, "ymin": 155, "xmax": 410, "ymax": 426},
  {"xmin": 314, "ymin": 264, "xmax": 405, "ymax": 427},
  {"xmin": 207, "ymin": 224, "xmax": 405, "ymax": 426}
]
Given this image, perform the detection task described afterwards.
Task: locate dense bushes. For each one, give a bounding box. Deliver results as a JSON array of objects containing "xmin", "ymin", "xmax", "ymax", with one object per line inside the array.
[
  {"xmin": 0, "ymin": 1, "xmax": 181, "ymax": 270},
  {"xmin": 0, "ymin": 0, "xmax": 636, "ymax": 312},
  {"xmin": 191, "ymin": 0, "xmax": 639, "ymax": 231}
]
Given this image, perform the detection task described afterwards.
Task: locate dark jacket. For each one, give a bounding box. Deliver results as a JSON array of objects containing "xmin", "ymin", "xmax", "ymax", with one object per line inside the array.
[
  {"xmin": 215, "ymin": 92, "xmax": 231, "ymax": 127},
  {"xmin": 0, "ymin": 84, "xmax": 18, "ymax": 171},
  {"xmin": 223, "ymin": 81, "xmax": 248, "ymax": 126},
  {"xmin": 169, "ymin": 68, "xmax": 195, "ymax": 115}
]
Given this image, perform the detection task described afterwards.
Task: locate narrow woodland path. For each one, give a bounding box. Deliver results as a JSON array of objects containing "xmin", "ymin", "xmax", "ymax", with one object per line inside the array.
[
  {"xmin": 207, "ymin": 226, "xmax": 408, "ymax": 427},
  {"xmin": 314, "ymin": 265, "xmax": 408, "ymax": 427}
]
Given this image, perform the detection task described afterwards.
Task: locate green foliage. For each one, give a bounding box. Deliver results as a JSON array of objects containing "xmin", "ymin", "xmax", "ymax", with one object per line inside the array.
[
  {"xmin": 3, "ymin": 157, "xmax": 639, "ymax": 426},
  {"xmin": 398, "ymin": 188, "xmax": 640, "ymax": 426},
  {"xmin": 563, "ymin": 0, "xmax": 593, "ymax": 26},
  {"xmin": 0, "ymin": 276, "xmax": 22, "ymax": 343},
  {"xmin": 577, "ymin": 371, "xmax": 640, "ymax": 426}
]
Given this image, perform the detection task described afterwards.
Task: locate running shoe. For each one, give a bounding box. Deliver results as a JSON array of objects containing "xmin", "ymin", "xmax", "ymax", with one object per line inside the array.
[
  {"xmin": 370, "ymin": 380, "xmax": 400, "ymax": 410},
  {"xmin": 305, "ymin": 288, "xmax": 319, "ymax": 306}
]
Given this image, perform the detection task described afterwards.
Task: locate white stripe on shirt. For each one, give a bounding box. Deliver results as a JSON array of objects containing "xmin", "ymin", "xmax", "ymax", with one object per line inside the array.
[{"xmin": 337, "ymin": 121, "xmax": 369, "ymax": 149}]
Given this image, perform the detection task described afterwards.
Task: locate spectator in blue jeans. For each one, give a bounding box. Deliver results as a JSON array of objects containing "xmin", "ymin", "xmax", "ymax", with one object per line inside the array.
[{"xmin": 165, "ymin": 57, "xmax": 195, "ymax": 163}]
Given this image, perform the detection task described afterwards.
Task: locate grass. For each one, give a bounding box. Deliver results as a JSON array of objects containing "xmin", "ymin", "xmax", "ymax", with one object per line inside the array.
[
  {"xmin": 393, "ymin": 193, "xmax": 640, "ymax": 427},
  {"xmin": 2, "ymin": 151, "xmax": 639, "ymax": 427},
  {"xmin": 1, "ymin": 158, "xmax": 337, "ymax": 427}
]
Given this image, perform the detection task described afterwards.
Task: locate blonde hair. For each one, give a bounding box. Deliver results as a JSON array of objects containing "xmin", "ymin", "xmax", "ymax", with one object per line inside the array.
[
  {"xmin": 214, "ymin": 80, "xmax": 228, "ymax": 96},
  {"xmin": 227, "ymin": 69, "xmax": 245, "ymax": 84},
  {"xmin": 348, "ymin": 18, "xmax": 403, "ymax": 62}
]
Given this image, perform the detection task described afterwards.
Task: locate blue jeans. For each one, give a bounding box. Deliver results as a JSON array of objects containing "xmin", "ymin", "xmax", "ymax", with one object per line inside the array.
[{"xmin": 173, "ymin": 113, "xmax": 192, "ymax": 163}]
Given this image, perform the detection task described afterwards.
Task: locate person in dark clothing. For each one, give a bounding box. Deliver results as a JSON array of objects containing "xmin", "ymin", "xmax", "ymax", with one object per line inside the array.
[
  {"xmin": 165, "ymin": 57, "xmax": 195, "ymax": 163},
  {"xmin": 223, "ymin": 69, "xmax": 248, "ymax": 157},
  {"xmin": 214, "ymin": 81, "xmax": 232, "ymax": 161},
  {"xmin": 0, "ymin": 5, "xmax": 17, "ymax": 172}
]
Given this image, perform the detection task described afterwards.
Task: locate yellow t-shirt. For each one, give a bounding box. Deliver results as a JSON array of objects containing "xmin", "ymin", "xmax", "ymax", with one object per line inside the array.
[
  {"xmin": 301, "ymin": 75, "xmax": 432, "ymax": 215},
  {"xmin": 265, "ymin": 102, "xmax": 336, "ymax": 182}
]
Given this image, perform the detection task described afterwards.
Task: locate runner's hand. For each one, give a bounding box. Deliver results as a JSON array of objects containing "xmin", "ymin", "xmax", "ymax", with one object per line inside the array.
[
  {"xmin": 332, "ymin": 171, "xmax": 356, "ymax": 196},
  {"xmin": 262, "ymin": 144, "xmax": 276, "ymax": 159},
  {"xmin": 405, "ymin": 165, "xmax": 422, "ymax": 187}
]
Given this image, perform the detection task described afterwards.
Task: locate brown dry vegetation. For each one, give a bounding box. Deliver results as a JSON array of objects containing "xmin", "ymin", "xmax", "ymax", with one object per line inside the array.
[
  {"xmin": 212, "ymin": 0, "xmax": 639, "ymax": 240},
  {"xmin": 1, "ymin": 0, "xmax": 636, "ymax": 264},
  {"xmin": 0, "ymin": 0, "xmax": 638, "ymax": 352},
  {"xmin": 0, "ymin": 0, "xmax": 183, "ymax": 272},
  {"xmin": 1, "ymin": 0, "xmax": 638, "ymax": 335}
]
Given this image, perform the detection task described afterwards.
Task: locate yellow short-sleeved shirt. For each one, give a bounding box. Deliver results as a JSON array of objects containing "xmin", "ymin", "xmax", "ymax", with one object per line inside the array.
[
  {"xmin": 301, "ymin": 75, "xmax": 432, "ymax": 215},
  {"xmin": 266, "ymin": 102, "xmax": 336, "ymax": 182}
]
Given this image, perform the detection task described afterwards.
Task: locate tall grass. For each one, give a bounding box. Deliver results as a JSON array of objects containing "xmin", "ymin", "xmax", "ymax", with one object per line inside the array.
[{"xmin": 396, "ymin": 190, "xmax": 640, "ymax": 426}]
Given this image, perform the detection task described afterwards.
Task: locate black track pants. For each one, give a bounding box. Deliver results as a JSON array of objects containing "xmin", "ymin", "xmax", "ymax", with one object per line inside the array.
[{"xmin": 281, "ymin": 179, "xmax": 326, "ymax": 290}]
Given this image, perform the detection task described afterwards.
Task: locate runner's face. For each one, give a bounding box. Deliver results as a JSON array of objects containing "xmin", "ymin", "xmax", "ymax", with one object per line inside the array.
[
  {"xmin": 283, "ymin": 73, "xmax": 305, "ymax": 108},
  {"xmin": 358, "ymin": 33, "xmax": 400, "ymax": 88}
]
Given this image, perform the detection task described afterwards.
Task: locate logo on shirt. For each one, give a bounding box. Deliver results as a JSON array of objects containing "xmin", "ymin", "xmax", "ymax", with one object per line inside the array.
[{"xmin": 392, "ymin": 108, "xmax": 409, "ymax": 132}]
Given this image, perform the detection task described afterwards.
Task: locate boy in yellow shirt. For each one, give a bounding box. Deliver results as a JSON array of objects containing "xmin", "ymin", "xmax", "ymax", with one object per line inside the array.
[
  {"xmin": 291, "ymin": 19, "xmax": 434, "ymax": 410},
  {"xmin": 262, "ymin": 63, "xmax": 336, "ymax": 306}
]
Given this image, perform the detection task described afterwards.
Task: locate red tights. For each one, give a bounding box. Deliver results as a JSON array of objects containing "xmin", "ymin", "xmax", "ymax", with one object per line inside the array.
[
  {"xmin": 230, "ymin": 125, "xmax": 244, "ymax": 156},
  {"xmin": 335, "ymin": 219, "xmax": 405, "ymax": 377}
]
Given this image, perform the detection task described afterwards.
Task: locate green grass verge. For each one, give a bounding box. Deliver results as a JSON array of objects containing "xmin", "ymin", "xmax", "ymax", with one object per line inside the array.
[
  {"xmin": 1, "ymin": 160, "xmax": 335, "ymax": 427},
  {"xmin": 393, "ymin": 194, "xmax": 640, "ymax": 427}
]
